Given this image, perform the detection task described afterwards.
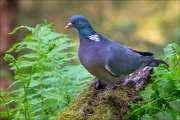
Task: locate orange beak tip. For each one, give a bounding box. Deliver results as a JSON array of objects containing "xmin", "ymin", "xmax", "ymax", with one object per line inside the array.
[{"xmin": 65, "ymin": 23, "xmax": 73, "ymax": 30}]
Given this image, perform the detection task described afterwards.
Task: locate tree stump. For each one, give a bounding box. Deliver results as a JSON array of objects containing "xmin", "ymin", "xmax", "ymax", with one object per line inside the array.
[{"xmin": 56, "ymin": 67, "xmax": 153, "ymax": 120}]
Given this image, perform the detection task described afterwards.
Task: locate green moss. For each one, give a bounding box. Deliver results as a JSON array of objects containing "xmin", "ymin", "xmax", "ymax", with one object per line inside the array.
[
  {"xmin": 98, "ymin": 87, "xmax": 129, "ymax": 107},
  {"xmin": 89, "ymin": 104, "xmax": 116, "ymax": 120},
  {"xmin": 56, "ymin": 86, "xmax": 129, "ymax": 120},
  {"xmin": 56, "ymin": 100, "xmax": 85, "ymax": 120},
  {"xmin": 56, "ymin": 111, "xmax": 85, "ymax": 120},
  {"xmin": 87, "ymin": 87, "xmax": 129, "ymax": 120},
  {"xmin": 56, "ymin": 87, "xmax": 97, "ymax": 120}
]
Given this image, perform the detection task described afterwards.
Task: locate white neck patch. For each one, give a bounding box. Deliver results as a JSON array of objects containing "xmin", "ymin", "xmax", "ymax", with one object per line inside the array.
[{"xmin": 88, "ymin": 34, "xmax": 100, "ymax": 41}]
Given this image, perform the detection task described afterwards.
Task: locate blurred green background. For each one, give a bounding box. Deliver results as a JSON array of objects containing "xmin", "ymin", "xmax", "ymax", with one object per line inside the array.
[{"xmin": 17, "ymin": 0, "xmax": 179, "ymax": 55}]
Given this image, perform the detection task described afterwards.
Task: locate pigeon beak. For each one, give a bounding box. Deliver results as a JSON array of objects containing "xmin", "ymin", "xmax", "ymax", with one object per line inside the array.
[{"xmin": 65, "ymin": 23, "xmax": 73, "ymax": 30}]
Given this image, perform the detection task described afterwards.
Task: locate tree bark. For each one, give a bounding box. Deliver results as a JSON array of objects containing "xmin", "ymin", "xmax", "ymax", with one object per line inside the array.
[
  {"xmin": 0, "ymin": 0, "xmax": 18, "ymax": 89},
  {"xmin": 56, "ymin": 67, "xmax": 153, "ymax": 120}
]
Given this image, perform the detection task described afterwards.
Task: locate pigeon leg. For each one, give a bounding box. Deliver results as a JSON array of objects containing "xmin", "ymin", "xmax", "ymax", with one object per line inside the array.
[
  {"xmin": 104, "ymin": 81, "xmax": 121, "ymax": 90},
  {"xmin": 92, "ymin": 79, "xmax": 106, "ymax": 90},
  {"xmin": 93, "ymin": 79, "xmax": 101, "ymax": 89},
  {"xmin": 105, "ymin": 83, "xmax": 116, "ymax": 90}
]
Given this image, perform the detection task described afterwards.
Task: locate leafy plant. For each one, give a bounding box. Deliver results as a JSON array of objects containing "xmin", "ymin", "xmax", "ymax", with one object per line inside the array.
[
  {"xmin": 1, "ymin": 23, "xmax": 92, "ymax": 120},
  {"xmin": 124, "ymin": 43, "xmax": 180, "ymax": 120}
]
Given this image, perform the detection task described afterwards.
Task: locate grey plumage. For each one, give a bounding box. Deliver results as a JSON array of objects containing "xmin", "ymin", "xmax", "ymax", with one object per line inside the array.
[{"xmin": 65, "ymin": 15, "xmax": 168, "ymax": 89}]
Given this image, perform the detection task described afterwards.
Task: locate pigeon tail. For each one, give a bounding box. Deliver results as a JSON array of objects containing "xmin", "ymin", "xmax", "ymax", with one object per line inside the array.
[
  {"xmin": 140, "ymin": 56, "xmax": 168, "ymax": 68},
  {"xmin": 148, "ymin": 59, "xmax": 169, "ymax": 67}
]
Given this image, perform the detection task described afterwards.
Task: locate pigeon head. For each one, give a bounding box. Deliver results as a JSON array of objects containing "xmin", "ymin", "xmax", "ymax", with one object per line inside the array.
[{"xmin": 65, "ymin": 15, "xmax": 93, "ymax": 31}]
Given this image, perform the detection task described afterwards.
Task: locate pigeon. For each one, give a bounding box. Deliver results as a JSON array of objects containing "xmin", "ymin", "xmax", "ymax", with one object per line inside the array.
[{"xmin": 65, "ymin": 15, "xmax": 168, "ymax": 89}]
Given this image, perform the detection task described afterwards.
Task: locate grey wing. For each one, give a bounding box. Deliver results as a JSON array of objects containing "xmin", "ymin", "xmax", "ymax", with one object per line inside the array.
[
  {"xmin": 104, "ymin": 42, "xmax": 142, "ymax": 77},
  {"xmin": 128, "ymin": 48, "xmax": 154, "ymax": 56}
]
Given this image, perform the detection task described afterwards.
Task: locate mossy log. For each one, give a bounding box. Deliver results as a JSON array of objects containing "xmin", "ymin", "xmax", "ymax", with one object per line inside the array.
[{"xmin": 56, "ymin": 67, "xmax": 153, "ymax": 120}]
